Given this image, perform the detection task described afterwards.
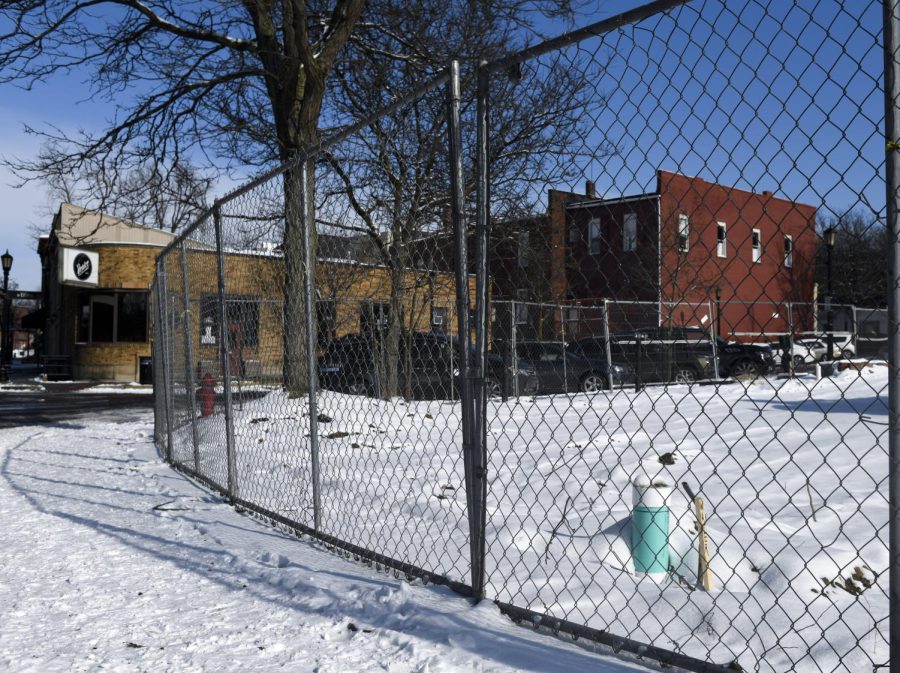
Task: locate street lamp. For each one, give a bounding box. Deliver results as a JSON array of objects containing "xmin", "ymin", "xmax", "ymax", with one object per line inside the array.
[
  {"xmin": 824, "ymin": 228, "xmax": 836, "ymax": 360},
  {"xmin": 1, "ymin": 249, "xmax": 12, "ymax": 383}
]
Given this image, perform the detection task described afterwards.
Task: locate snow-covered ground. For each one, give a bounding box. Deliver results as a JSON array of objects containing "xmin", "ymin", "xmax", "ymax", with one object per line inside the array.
[
  {"xmin": 0, "ymin": 406, "xmax": 653, "ymax": 673},
  {"xmin": 165, "ymin": 365, "xmax": 890, "ymax": 672}
]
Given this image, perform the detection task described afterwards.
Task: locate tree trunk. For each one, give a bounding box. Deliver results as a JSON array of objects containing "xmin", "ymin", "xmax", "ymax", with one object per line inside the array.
[{"xmin": 282, "ymin": 160, "xmax": 317, "ymax": 397}]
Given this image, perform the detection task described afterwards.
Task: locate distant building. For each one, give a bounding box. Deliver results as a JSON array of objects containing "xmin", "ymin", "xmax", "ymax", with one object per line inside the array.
[
  {"xmin": 38, "ymin": 204, "xmax": 468, "ymax": 382},
  {"xmin": 413, "ymin": 170, "xmax": 818, "ymax": 341},
  {"xmin": 555, "ymin": 170, "xmax": 817, "ymax": 338}
]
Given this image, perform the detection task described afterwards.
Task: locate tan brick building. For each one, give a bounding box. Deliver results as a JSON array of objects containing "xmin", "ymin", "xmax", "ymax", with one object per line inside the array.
[{"xmin": 39, "ymin": 204, "xmax": 467, "ymax": 382}]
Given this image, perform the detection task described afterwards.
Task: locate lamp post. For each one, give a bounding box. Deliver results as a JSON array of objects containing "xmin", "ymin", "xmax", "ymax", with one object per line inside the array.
[
  {"xmin": 824, "ymin": 228, "xmax": 836, "ymax": 360},
  {"xmin": 1, "ymin": 250, "xmax": 12, "ymax": 383},
  {"xmin": 714, "ymin": 285, "xmax": 722, "ymax": 338}
]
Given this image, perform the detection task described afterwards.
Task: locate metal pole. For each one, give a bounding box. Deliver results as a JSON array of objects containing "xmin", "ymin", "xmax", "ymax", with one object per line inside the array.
[
  {"xmin": 882, "ymin": 2, "xmax": 900, "ymax": 667},
  {"xmin": 213, "ymin": 205, "xmax": 237, "ymax": 500},
  {"xmin": 180, "ymin": 242, "xmax": 201, "ymax": 470},
  {"xmin": 155, "ymin": 267, "xmax": 174, "ymax": 461},
  {"xmin": 158, "ymin": 259, "xmax": 175, "ymax": 461},
  {"xmin": 603, "ymin": 300, "xmax": 613, "ymax": 390},
  {"xmin": 448, "ymin": 60, "xmax": 480, "ymax": 599},
  {"xmin": 511, "ymin": 301, "xmax": 519, "ymax": 397},
  {"xmin": 472, "ymin": 63, "xmax": 491, "ymax": 600},
  {"xmin": 709, "ymin": 300, "xmax": 720, "ymax": 380},
  {"xmin": 0, "ymin": 270, "xmax": 9, "ymax": 383},
  {"xmin": 301, "ymin": 159, "xmax": 323, "ymax": 532}
]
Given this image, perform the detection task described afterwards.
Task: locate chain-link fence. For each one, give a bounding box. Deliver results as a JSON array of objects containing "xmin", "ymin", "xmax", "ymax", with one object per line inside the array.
[{"xmin": 152, "ymin": 2, "xmax": 897, "ymax": 671}]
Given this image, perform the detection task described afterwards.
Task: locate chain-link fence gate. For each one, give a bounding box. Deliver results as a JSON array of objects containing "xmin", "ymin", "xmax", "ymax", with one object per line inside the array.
[{"xmin": 151, "ymin": 1, "xmax": 899, "ymax": 671}]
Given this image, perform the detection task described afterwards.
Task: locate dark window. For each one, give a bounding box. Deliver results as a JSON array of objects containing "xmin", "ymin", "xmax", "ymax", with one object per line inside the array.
[
  {"xmin": 360, "ymin": 302, "xmax": 390, "ymax": 335},
  {"xmin": 77, "ymin": 292, "xmax": 148, "ymax": 343},
  {"xmin": 117, "ymin": 293, "xmax": 148, "ymax": 342},
  {"xmin": 90, "ymin": 296, "xmax": 116, "ymax": 342},
  {"xmin": 431, "ymin": 306, "xmax": 447, "ymax": 334},
  {"xmin": 588, "ymin": 219, "xmax": 602, "ymax": 254},
  {"xmin": 200, "ymin": 294, "xmax": 259, "ymax": 347},
  {"xmin": 76, "ymin": 293, "xmax": 90, "ymax": 343},
  {"xmin": 225, "ymin": 298, "xmax": 259, "ymax": 347}
]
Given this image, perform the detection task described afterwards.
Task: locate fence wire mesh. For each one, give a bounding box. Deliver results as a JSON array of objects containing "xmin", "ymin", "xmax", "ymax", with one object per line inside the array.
[{"xmin": 151, "ymin": 2, "xmax": 895, "ymax": 671}]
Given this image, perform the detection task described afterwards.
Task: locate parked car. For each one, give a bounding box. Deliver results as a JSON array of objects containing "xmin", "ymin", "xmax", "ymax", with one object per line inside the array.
[
  {"xmin": 571, "ymin": 327, "xmax": 773, "ymax": 381},
  {"xmin": 791, "ymin": 338, "xmax": 828, "ymax": 365},
  {"xmin": 569, "ymin": 328, "xmax": 716, "ymax": 384},
  {"xmin": 511, "ymin": 341, "xmax": 629, "ymax": 394},
  {"xmin": 319, "ymin": 332, "xmax": 538, "ymax": 399},
  {"xmin": 822, "ymin": 333, "xmax": 856, "ymax": 359}
]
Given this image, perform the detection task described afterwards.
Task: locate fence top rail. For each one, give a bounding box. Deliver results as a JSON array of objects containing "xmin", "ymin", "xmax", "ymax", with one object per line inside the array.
[
  {"xmin": 156, "ymin": 67, "xmax": 453, "ymax": 262},
  {"xmin": 478, "ymin": 0, "xmax": 691, "ymax": 75}
]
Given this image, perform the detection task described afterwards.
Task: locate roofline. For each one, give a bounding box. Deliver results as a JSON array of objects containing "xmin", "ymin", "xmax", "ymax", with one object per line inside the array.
[{"xmin": 566, "ymin": 193, "xmax": 660, "ymax": 210}]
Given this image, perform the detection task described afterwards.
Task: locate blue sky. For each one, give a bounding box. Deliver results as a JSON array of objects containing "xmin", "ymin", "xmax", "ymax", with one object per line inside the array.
[{"xmin": 0, "ymin": 0, "xmax": 887, "ymax": 291}]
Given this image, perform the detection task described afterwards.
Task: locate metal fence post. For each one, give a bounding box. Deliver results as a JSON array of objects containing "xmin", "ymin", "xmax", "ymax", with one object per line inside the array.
[
  {"xmin": 448, "ymin": 59, "xmax": 481, "ymax": 598},
  {"xmin": 180, "ymin": 241, "xmax": 200, "ymax": 470},
  {"xmin": 160, "ymin": 257, "xmax": 177, "ymax": 461},
  {"xmin": 708, "ymin": 300, "xmax": 720, "ymax": 380},
  {"xmin": 471, "ymin": 62, "xmax": 491, "ymax": 600},
  {"xmin": 213, "ymin": 204, "xmax": 237, "ymax": 500},
  {"xmin": 300, "ymin": 158, "xmax": 323, "ymax": 532},
  {"xmin": 883, "ymin": 2, "xmax": 900, "ymax": 668},
  {"xmin": 155, "ymin": 263, "xmax": 173, "ymax": 461},
  {"xmin": 603, "ymin": 299, "xmax": 614, "ymax": 390}
]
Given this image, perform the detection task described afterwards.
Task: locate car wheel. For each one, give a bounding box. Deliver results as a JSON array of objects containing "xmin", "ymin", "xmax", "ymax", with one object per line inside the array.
[
  {"xmin": 580, "ymin": 373, "xmax": 606, "ymax": 393},
  {"xmin": 484, "ymin": 376, "xmax": 502, "ymax": 398},
  {"xmin": 730, "ymin": 359, "xmax": 760, "ymax": 378},
  {"xmin": 673, "ymin": 367, "xmax": 697, "ymax": 384},
  {"xmin": 792, "ymin": 354, "xmax": 805, "ymax": 367},
  {"xmin": 346, "ymin": 380, "xmax": 371, "ymax": 396},
  {"xmin": 841, "ymin": 349, "xmax": 854, "ymax": 359}
]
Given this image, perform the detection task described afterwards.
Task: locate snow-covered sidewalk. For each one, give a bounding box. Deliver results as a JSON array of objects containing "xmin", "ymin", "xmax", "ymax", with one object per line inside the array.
[{"xmin": 0, "ymin": 408, "xmax": 648, "ymax": 673}]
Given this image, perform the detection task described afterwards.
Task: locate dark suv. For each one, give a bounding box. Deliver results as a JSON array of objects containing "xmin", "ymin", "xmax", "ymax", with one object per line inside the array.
[
  {"xmin": 319, "ymin": 332, "xmax": 538, "ymax": 399},
  {"xmin": 512, "ymin": 341, "xmax": 629, "ymax": 394},
  {"xmin": 570, "ymin": 327, "xmax": 774, "ymax": 383}
]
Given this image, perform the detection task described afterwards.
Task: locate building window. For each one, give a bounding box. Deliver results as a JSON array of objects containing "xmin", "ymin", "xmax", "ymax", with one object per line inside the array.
[
  {"xmin": 75, "ymin": 291, "xmax": 149, "ymax": 344},
  {"xmin": 431, "ymin": 306, "xmax": 447, "ymax": 334},
  {"xmin": 717, "ymin": 221, "xmax": 727, "ymax": 258},
  {"xmin": 518, "ymin": 231, "xmax": 530, "ymax": 269},
  {"xmin": 515, "ymin": 288, "xmax": 530, "ymax": 324},
  {"xmin": 623, "ymin": 214, "xmax": 637, "ymax": 252},
  {"xmin": 200, "ymin": 294, "xmax": 260, "ymax": 347},
  {"xmin": 677, "ymin": 213, "xmax": 689, "ymax": 252},
  {"xmin": 360, "ymin": 301, "xmax": 390, "ymax": 335},
  {"xmin": 588, "ymin": 218, "xmax": 602, "ymax": 255},
  {"xmin": 784, "ymin": 235, "xmax": 793, "ymax": 268},
  {"xmin": 568, "ymin": 225, "xmax": 579, "ymax": 245},
  {"xmin": 752, "ymin": 229, "xmax": 762, "ymax": 263}
]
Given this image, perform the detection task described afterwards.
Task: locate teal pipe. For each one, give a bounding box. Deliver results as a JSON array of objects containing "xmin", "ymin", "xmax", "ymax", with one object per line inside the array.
[{"xmin": 632, "ymin": 490, "xmax": 670, "ymax": 575}]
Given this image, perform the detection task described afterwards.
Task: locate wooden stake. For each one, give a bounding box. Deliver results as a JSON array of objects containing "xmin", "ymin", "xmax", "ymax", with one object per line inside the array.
[{"xmin": 683, "ymin": 482, "xmax": 714, "ymax": 591}]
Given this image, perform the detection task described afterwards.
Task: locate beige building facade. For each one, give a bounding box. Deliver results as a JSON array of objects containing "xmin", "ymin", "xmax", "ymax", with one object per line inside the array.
[{"xmin": 39, "ymin": 204, "xmax": 469, "ymax": 382}]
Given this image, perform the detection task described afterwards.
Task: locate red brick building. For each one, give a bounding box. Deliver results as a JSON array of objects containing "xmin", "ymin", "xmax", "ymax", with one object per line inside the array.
[{"xmin": 554, "ymin": 170, "xmax": 817, "ymax": 338}]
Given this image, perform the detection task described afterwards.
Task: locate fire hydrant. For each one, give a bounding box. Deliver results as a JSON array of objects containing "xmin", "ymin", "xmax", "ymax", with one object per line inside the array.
[{"xmin": 199, "ymin": 373, "xmax": 215, "ymax": 417}]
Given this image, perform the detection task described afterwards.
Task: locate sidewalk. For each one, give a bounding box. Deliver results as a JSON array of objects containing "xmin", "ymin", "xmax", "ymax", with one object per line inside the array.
[{"xmin": 0, "ymin": 407, "xmax": 648, "ymax": 673}]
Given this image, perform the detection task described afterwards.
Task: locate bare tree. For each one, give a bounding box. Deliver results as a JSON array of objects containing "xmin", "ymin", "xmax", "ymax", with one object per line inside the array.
[
  {"xmin": 317, "ymin": 0, "xmax": 588, "ymax": 398},
  {"xmin": 37, "ymin": 152, "xmax": 212, "ymax": 232},
  {"xmin": 1, "ymin": 0, "xmax": 364, "ymax": 394}
]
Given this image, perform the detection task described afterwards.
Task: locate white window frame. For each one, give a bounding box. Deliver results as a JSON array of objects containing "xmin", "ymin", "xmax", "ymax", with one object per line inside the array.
[
  {"xmin": 784, "ymin": 234, "xmax": 793, "ymax": 268},
  {"xmin": 716, "ymin": 221, "xmax": 727, "ymax": 258},
  {"xmin": 677, "ymin": 213, "xmax": 690, "ymax": 252},
  {"xmin": 752, "ymin": 228, "xmax": 762, "ymax": 264},
  {"xmin": 623, "ymin": 213, "xmax": 637, "ymax": 252},
  {"xmin": 588, "ymin": 218, "xmax": 602, "ymax": 255}
]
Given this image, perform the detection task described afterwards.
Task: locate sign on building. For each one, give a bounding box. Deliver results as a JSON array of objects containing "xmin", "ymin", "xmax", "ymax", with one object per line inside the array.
[{"xmin": 59, "ymin": 247, "xmax": 99, "ymax": 287}]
